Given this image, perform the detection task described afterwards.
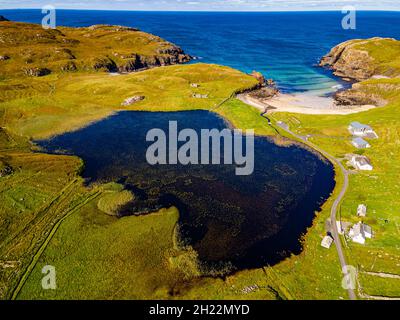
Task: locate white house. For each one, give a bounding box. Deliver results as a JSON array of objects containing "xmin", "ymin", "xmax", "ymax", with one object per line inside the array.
[
  {"xmin": 349, "ymin": 222, "xmax": 373, "ymax": 244},
  {"xmin": 357, "ymin": 204, "xmax": 367, "ymax": 217},
  {"xmin": 348, "ymin": 122, "xmax": 377, "ymax": 138},
  {"xmin": 351, "ymin": 155, "xmax": 373, "ymax": 171},
  {"xmin": 321, "ymin": 235, "xmax": 334, "ymax": 249},
  {"xmin": 352, "ymin": 137, "xmax": 371, "ymax": 149}
]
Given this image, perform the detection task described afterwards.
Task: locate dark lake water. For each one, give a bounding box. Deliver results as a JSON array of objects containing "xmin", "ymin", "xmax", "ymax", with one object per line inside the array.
[{"xmin": 37, "ymin": 110, "xmax": 335, "ymax": 271}]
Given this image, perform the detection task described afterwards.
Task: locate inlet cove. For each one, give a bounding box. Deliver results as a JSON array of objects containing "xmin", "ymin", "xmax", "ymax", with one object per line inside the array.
[{"xmin": 37, "ymin": 110, "xmax": 335, "ymax": 272}]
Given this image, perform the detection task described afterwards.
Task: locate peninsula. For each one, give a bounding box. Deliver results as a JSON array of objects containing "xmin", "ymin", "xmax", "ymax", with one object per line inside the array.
[{"xmin": 1, "ymin": 17, "xmax": 399, "ymax": 301}]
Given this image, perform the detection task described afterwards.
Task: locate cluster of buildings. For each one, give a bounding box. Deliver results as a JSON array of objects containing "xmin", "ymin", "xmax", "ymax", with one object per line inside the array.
[
  {"xmin": 348, "ymin": 121, "xmax": 378, "ymax": 171},
  {"xmin": 321, "ymin": 124, "xmax": 378, "ymax": 249},
  {"xmin": 348, "ymin": 204, "xmax": 373, "ymax": 244},
  {"xmin": 322, "ymin": 204, "xmax": 374, "ymax": 248},
  {"xmin": 349, "ymin": 221, "xmax": 373, "ymax": 245}
]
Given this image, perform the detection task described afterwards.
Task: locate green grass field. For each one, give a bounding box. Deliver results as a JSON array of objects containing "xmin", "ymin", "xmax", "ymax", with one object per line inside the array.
[
  {"xmin": 270, "ymin": 77, "xmax": 400, "ymax": 298},
  {"xmin": 1, "ymin": 27, "xmax": 399, "ymax": 300}
]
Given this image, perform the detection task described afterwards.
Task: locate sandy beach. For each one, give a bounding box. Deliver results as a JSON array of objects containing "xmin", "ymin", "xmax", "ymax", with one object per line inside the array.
[{"xmin": 238, "ymin": 92, "xmax": 376, "ymax": 115}]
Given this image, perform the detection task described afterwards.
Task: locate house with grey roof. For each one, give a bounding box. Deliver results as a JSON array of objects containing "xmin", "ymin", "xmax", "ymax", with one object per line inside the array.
[
  {"xmin": 349, "ymin": 222, "xmax": 373, "ymax": 244},
  {"xmin": 352, "ymin": 137, "xmax": 371, "ymax": 149},
  {"xmin": 351, "ymin": 155, "xmax": 373, "ymax": 171},
  {"xmin": 348, "ymin": 122, "xmax": 378, "ymax": 139}
]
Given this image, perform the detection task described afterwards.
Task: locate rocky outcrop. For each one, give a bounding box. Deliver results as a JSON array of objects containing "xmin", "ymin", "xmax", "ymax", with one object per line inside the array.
[
  {"xmin": 23, "ymin": 67, "xmax": 51, "ymax": 77},
  {"xmin": 60, "ymin": 61, "xmax": 77, "ymax": 72},
  {"xmin": 320, "ymin": 37, "xmax": 399, "ymax": 81},
  {"xmin": 0, "ymin": 21, "xmax": 192, "ymax": 77},
  {"xmin": 0, "ymin": 163, "xmax": 13, "ymax": 177},
  {"xmin": 320, "ymin": 39, "xmax": 375, "ymax": 81},
  {"xmin": 121, "ymin": 96, "xmax": 145, "ymax": 106},
  {"xmin": 0, "ymin": 15, "xmax": 9, "ymax": 22},
  {"xmin": 334, "ymin": 88, "xmax": 387, "ymax": 107},
  {"xmin": 320, "ymin": 38, "xmax": 400, "ymax": 107},
  {"xmin": 92, "ymin": 57, "xmax": 118, "ymax": 72},
  {"xmin": 241, "ymin": 71, "xmax": 279, "ymax": 101},
  {"xmin": 118, "ymin": 50, "xmax": 191, "ymax": 73},
  {"xmin": 248, "ymin": 86, "xmax": 279, "ymax": 100},
  {"xmin": 250, "ymin": 71, "xmax": 266, "ymax": 85}
]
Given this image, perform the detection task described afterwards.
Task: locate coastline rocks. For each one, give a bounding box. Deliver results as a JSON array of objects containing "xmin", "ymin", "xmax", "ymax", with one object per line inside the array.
[
  {"xmin": 248, "ymin": 86, "xmax": 279, "ymax": 100},
  {"xmin": 242, "ymin": 72, "xmax": 279, "ymax": 101},
  {"xmin": 334, "ymin": 85, "xmax": 387, "ymax": 107},
  {"xmin": 118, "ymin": 51, "xmax": 191, "ymax": 73},
  {"xmin": 320, "ymin": 38, "xmax": 400, "ymax": 107},
  {"xmin": 92, "ymin": 57, "xmax": 118, "ymax": 72},
  {"xmin": 250, "ymin": 71, "xmax": 266, "ymax": 85},
  {"xmin": 320, "ymin": 39, "xmax": 374, "ymax": 81},
  {"xmin": 1, "ymin": 21, "xmax": 191, "ymax": 77},
  {"xmin": 121, "ymin": 96, "xmax": 145, "ymax": 106},
  {"xmin": 0, "ymin": 15, "xmax": 9, "ymax": 22},
  {"xmin": 320, "ymin": 37, "xmax": 399, "ymax": 81}
]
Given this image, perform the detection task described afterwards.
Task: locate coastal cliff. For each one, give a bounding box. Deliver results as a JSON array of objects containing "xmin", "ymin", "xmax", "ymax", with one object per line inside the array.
[
  {"xmin": 320, "ymin": 37, "xmax": 400, "ymax": 106},
  {"xmin": 0, "ymin": 20, "xmax": 191, "ymax": 78},
  {"xmin": 320, "ymin": 37, "xmax": 400, "ymax": 81}
]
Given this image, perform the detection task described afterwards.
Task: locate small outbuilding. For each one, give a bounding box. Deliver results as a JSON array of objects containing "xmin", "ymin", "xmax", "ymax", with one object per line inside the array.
[
  {"xmin": 321, "ymin": 235, "xmax": 334, "ymax": 249},
  {"xmin": 351, "ymin": 155, "xmax": 373, "ymax": 171},
  {"xmin": 357, "ymin": 204, "xmax": 367, "ymax": 217},
  {"xmin": 352, "ymin": 137, "xmax": 371, "ymax": 149}
]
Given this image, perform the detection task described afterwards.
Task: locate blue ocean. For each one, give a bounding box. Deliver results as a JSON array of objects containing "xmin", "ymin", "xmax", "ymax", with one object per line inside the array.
[{"xmin": 2, "ymin": 9, "xmax": 400, "ymax": 93}]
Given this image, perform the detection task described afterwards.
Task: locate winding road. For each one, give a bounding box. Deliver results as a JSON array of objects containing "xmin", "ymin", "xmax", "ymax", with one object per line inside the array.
[{"xmin": 275, "ymin": 120, "xmax": 357, "ymax": 300}]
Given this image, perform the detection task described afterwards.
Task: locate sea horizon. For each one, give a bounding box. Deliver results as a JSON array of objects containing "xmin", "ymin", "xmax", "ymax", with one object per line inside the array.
[{"xmin": 2, "ymin": 8, "xmax": 400, "ymax": 12}]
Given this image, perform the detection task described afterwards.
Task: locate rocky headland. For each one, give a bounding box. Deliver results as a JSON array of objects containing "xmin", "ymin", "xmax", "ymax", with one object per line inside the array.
[
  {"xmin": 320, "ymin": 37, "xmax": 400, "ymax": 107},
  {"xmin": 0, "ymin": 20, "xmax": 191, "ymax": 78}
]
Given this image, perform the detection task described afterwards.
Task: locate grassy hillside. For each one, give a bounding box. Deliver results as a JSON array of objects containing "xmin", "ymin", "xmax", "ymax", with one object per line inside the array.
[
  {"xmin": 0, "ymin": 63, "xmax": 259, "ymax": 139},
  {"xmin": 354, "ymin": 38, "xmax": 400, "ymax": 77},
  {"xmin": 0, "ymin": 53, "xmax": 264, "ymax": 299},
  {"xmin": 0, "ymin": 21, "xmax": 190, "ymax": 79},
  {"xmin": 271, "ymin": 78, "xmax": 400, "ymax": 299},
  {"xmin": 2, "ymin": 26, "xmax": 399, "ymax": 300},
  {"xmin": 320, "ymin": 37, "xmax": 400, "ymax": 81}
]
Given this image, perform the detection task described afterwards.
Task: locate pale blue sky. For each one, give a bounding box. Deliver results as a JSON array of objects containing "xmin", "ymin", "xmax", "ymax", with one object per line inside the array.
[{"xmin": 0, "ymin": 0, "xmax": 399, "ymax": 11}]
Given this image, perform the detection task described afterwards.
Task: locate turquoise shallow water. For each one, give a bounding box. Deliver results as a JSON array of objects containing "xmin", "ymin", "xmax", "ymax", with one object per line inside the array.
[{"xmin": 2, "ymin": 10, "xmax": 400, "ymax": 94}]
